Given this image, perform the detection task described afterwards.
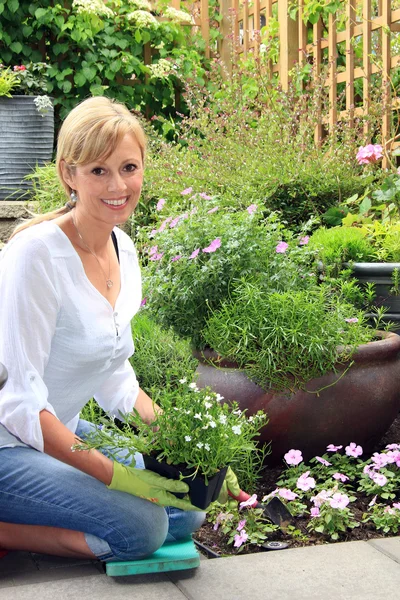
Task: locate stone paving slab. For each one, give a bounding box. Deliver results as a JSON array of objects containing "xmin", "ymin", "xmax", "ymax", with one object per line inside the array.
[
  {"xmin": 170, "ymin": 540, "xmax": 400, "ymax": 600},
  {"xmin": 367, "ymin": 537, "xmax": 400, "ymax": 564},
  {"xmin": 0, "ymin": 572, "xmax": 188, "ymax": 600}
]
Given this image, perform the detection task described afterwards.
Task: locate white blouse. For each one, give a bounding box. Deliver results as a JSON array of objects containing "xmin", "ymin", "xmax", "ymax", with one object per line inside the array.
[{"xmin": 0, "ymin": 221, "xmax": 142, "ymax": 451}]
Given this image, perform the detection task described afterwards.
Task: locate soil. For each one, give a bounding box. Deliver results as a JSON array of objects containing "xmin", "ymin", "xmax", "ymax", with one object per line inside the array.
[{"xmin": 193, "ymin": 414, "xmax": 400, "ymax": 557}]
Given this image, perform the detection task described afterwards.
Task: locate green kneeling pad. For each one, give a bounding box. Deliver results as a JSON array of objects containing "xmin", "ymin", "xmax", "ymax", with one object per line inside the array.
[{"xmin": 105, "ymin": 536, "xmax": 200, "ymax": 576}]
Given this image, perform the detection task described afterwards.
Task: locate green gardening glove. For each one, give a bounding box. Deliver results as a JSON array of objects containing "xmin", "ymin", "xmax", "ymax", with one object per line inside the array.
[
  {"xmin": 217, "ymin": 466, "xmax": 241, "ymax": 505},
  {"xmin": 108, "ymin": 461, "xmax": 201, "ymax": 511}
]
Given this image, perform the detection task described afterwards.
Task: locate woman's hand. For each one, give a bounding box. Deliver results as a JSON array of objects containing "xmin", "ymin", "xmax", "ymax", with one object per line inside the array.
[{"xmin": 134, "ymin": 388, "xmax": 162, "ymax": 426}]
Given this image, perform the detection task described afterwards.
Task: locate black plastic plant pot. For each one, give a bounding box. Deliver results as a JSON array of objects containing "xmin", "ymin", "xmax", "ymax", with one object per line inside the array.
[{"xmin": 143, "ymin": 455, "xmax": 228, "ymax": 510}]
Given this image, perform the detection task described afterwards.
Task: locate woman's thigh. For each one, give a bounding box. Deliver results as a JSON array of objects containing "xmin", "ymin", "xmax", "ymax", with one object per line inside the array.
[{"xmin": 0, "ymin": 446, "xmax": 169, "ymax": 560}]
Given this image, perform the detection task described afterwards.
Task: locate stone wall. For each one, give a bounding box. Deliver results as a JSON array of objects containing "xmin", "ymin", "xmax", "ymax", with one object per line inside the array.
[{"xmin": 0, "ymin": 201, "xmax": 36, "ymax": 247}]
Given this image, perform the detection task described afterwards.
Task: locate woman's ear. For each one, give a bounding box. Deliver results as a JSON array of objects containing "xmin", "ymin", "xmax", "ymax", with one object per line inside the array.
[{"xmin": 59, "ymin": 159, "xmax": 75, "ymax": 191}]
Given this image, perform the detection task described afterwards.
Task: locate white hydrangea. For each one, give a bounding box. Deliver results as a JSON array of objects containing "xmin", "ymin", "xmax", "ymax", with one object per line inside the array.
[
  {"xmin": 148, "ymin": 59, "xmax": 172, "ymax": 80},
  {"xmin": 33, "ymin": 95, "xmax": 52, "ymax": 116},
  {"xmin": 127, "ymin": 0, "xmax": 152, "ymax": 10},
  {"xmin": 72, "ymin": 0, "xmax": 114, "ymax": 18},
  {"xmin": 164, "ymin": 6, "xmax": 194, "ymax": 24},
  {"xmin": 126, "ymin": 10, "xmax": 159, "ymax": 29}
]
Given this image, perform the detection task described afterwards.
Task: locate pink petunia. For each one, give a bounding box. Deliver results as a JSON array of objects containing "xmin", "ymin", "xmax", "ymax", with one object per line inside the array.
[
  {"xmin": 171, "ymin": 255, "xmax": 182, "ymax": 262},
  {"xmin": 299, "ymin": 236, "xmax": 309, "ymax": 245},
  {"xmin": 393, "ymin": 502, "xmax": 400, "ymax": 510},
  {"xmin": 368, "ymin": 495, "xmax": 377, "ymax": 507},
  {"xmin": 233, "ymin": 530, "xmax": 249, "ymax": 548},
  {"xmin": 181, "ymin": 187, "xmax": 193, "ymax": 195},
  {"xmin": 311, "ymin": 489, "xmax": 332, "ymax": 507},
  {"xmin": 278, "ymin": 488, "xmax": 298, "ymax": 501},
  {"xmin": 276, "ymin": 241, "xmax": 289, "ymax": 254},
  {"xmin": 369, "ymin": 472, "xmax": 387, "ymax": 487},
  {"xmin": 239, "ymin": 494, "xmax": 258, "ymax": 509},
  {"xmin": 315, "ymin": 456, "xmax": 332, "ymax": 466},
  {"xmin": 356, "ymin": 144, "xmax": 383, "ymax": 165},
  {"xmin": 310, "ymin": 506, "xmax": 320, "ymax": 517},
  {"xmin": 386, "ymin": 443, "xmax": 400, "ymax": 450},
  {"xmin": 333, "ymin": 472, "xmax": 349, "ymax": 482},
  {"xmin": 156, "ymin": 198, "xmax": 166, "ymax": 211},
  {"xmin": 202, "ymin": 238, "xmax": 221, "ymax": 253},
  {"xmin": 284, "ymin": 449, "xmax": 303, "ymax": 466},
  {"xmin": 326, "ymin": 444, "xmax": 343, "ymax": 452},
  {"xmin": 207, "ymin": 207, "xmax": 219, "ymax": 214},
  {"xmin": 247, "ymin": 204, "xmax": 257, "ymax": 215},
  {"xmin": 345, "ymin": 443, "xmax": 363, "ymax": 458},
  {"xmin": 237, "ymin": 519, "xmax": 246, "ymax": 532},
  {"xmin": 329, "ymin": 492, "xmax": 350, "ymax": 509},
  {"xmin": 296, "ymin": 471, "xmax": 316, "ymax": 492},
  {"xmin": 189, "ymin": 248, "xmax": 200, "ymax": 259}
]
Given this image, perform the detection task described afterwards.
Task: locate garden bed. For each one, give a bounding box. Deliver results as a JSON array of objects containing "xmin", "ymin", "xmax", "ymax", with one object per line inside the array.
[{"xmin": 194, "ymin": 413, "xmax": 400, "ymax": 557}]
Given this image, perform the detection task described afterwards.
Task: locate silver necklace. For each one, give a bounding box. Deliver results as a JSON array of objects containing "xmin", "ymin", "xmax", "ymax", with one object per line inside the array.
[{"xmin": 72, "ymin": 215, "xmax": 113, "ymax": 289}]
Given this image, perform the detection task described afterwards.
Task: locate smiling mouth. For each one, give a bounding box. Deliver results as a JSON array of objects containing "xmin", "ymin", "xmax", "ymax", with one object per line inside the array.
[{"xmin": 102, "ymin": 198, "xmax": 128, "ymax": 206}]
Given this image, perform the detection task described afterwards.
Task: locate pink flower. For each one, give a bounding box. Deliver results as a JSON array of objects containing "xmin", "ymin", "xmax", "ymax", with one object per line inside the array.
[
  {"xmin": 345, "ymin": 317, "xmax": 359, "ymax": 324},
  {"xmin": 233, "ymin": 530, "xmax": 248, "ymax": 548},
  {"xmin": 246, "ymin": 204, "xmax": 257, "ymax": 215},
  {"xmin": 368, "ymin": 495, "xmax": 377, "ymax": 507},
  {"xmin": 278, "ymin": 488, "xmax": 298, "ymax": 501},
  {"xmin": 384, "ymin": 506, "xmax": 395, "ymax": 515},
  {"xmin": 386, "ymin": 443, "xmax": 400, "ymax": 450},
  {"xmin": 329, "ymin": 492, "xmax": 350, "ymax": 509},
  {"xmin": 181, "ymin": 187, "xmax": 193, "ymax": 195},
  {"xmin": 311, "ymin": 490, "xmax": 332, "ymax": 507},
  {"xmin": 171, "ymin": 255, "xmax": 181, "ymax": 262},
  {"xmin": 397, "ymin": 167, "xmax": 400, "ymax": 175},
  {"xmin": 393, "ymin": 503, "xmax": 400, "ymax": 510},
  {"xmin": 202, "ymin": 238, "xmax": 221, "ymax": 253},
  {"xmin": 14, "ymin": 65, "xmax": 26, "ymax": 71},
  {"xmin": 156, "ymin": 198, "xmax": 166, "ymax": 211},
  {"xmin": 310, "ymin": 507, "xmax": 320, "ymax": 517},
  {"xmin": 190, "ymin": 206, "xmax": 198, "ymax": 215},
  {"xmin": 199, "ymin": 192, "xmax": 212, "ymax": 200},
  {"xmin": 299, "ymin": 236, "xmax": 309, "ymax": 245},
  {"xmin": 149, "ymin": 252, "xmax": 164, "ymax": 261},
  {"xmin": 315, "ymin": 456, "xmax": 332, "ymax": 466},
  {"xmin": 284, "ymin": 449, "xmax": 303, "ymax": 466},
  {"xmin": 369, "ymin": 472, "xmax": 387, "ymax": 487},
  {"xmin": 296, "ymin": 471, "xmax": 316, "ymax": 492},
  {"xmin": 169, "ymin": 216, "xmax": 181, "ymax": 229},
  {"xmin": 189, "ymin": 248, "xmax": 200, "ymax": 259},
  {"xmin": 276, "ymin": 241, "xmax": 289, "ymax": 254},
  {"xmin": 239, "ymin": 494, "xmax": 258, "ymax": 509},
  {"xmin": 207, "ymin": 207, "xmax": 219, "ymax": 214},
  {"xmin": 149, "ymin": 229, "xmax": 158, "ymax": 238},
  {"xmin": 363, "ymin": 464, "xmax": 376, "ymax": 476},
  {"xmin": 333, "ymin": 472, "xmax": 349, "ymax": 482},
  {"xmin": 140, "ymin": 297, "xmax": 147, "ymax": 307},
  {"xmin": 345, "ymin": 443, "xmax": 363, "ymax": 458},
  {"xmin": 237, "ymin": 519, "xmax": 246, "ymax": 531},
  {"xmin": 326, "ymin": 444, "xmax": 343, "ymax": 452},
  {"xmin": 149, "ymin": 245, "xmax": 158, "ymax": 256},
  {"xmin": 371, "ymin": 452, "xmax": 390, "ymax": 469},
  {"xmin": 356, "ymin": 144, "xmax": 383, "ymax": 165}
]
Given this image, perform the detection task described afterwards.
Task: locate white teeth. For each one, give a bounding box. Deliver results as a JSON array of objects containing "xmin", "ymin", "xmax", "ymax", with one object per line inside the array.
[{"xmin": 103, "ymin": 198, "xmax": 127, "ymax": 206}]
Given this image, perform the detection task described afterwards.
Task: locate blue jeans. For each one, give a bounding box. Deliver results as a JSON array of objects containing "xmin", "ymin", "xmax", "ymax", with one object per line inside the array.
[{"xmin": 0, "ymin": 419, "xmax": 205, "ymax": 562}]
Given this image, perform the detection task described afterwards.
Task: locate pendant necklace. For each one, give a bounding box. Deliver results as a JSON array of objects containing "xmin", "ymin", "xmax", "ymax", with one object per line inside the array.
[{"xmin": 72, "ymin": 215, "xmax": 113, "ymax": 289}]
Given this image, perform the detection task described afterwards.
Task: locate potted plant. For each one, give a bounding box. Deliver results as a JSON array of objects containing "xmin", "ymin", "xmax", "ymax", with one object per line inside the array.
[
  {"xmin": 0, "ymin": 62, "xmax": 54, "ymax": 200},
  {"xmin": 139, "ymin": 200, "xmax": 400, "ymax": 462},
  {"xmin": 75, "ymin": 381, "xmax": 268, "ymax": 509}
]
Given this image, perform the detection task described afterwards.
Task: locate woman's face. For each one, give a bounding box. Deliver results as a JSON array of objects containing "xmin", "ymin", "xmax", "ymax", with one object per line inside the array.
[{"xmin": 63, "ymin": 133, "xmax": 144, "ymax": 228}]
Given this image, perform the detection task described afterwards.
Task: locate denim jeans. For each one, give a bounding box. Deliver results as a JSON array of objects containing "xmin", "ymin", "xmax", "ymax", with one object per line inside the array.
[{"xmin": 0, "ymin": 419, "xmax": 205, "ymax": 562}]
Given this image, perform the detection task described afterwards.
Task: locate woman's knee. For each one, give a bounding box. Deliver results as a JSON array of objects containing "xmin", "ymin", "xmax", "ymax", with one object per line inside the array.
[{"xmin": 165, "ymin": 508, "xmax": 206, "ymax": 542}]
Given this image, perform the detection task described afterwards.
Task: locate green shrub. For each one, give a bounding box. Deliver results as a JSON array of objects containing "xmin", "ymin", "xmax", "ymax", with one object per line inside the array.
[{"xmin": 308, "ymin": 226, "xmax": 375, "ymax": 271}]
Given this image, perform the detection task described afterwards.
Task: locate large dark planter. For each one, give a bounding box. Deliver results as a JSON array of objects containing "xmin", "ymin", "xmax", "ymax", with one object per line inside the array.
[
  {"xmin": 194, "ymin": 332, "xmax": 400, "ymax": 463},
  {"xmin": 0, "ymin": 96, "xmax": 54, "ymax": 200},
  {"xmin": 143, "ymin": 454, "xmax": 228, "ymax": 510},
  {"xmin": 351, "ymin": 262, "xmax": 400, "ymax": 333}
]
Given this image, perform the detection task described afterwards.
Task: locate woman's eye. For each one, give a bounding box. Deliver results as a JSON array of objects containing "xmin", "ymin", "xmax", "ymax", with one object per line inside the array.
[
  {"xmin": 124, "ymin": 163, "xmax": 137, "ymax": 173},
  {"xmin": 91, "ymin": 167, "xmax": 104, "ymax": 176}
]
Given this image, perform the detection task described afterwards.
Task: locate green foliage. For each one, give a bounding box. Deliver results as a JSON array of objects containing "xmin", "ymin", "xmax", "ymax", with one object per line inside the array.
[
  {"xmin": 0, "ymin": 62, "xmax": 51, "ymax": 95},
  {"xmin": 308, "ymin": 226, "xmax": 375, "ymax": 272},
  {"xmin": 76, "ymin": 381, "xmax": 268, "ymax": 480},
  {"xmin": 23, "ymin": 162, "xmax": 65, "ymax": 208},
  {"xmin": 363, "ymin": 503, "xmax": 400, "ymax": 534},
  {"xmin": 0, "ymin": 0, "xmax": 208, "ymax": 127},
  {"xmin": 307, "ymin": 501, "xmax": 359, "ymax": 540},
  {"xmin": 129, "ymin": 310, "xmax": 197, "ymax": 400},
  {"xmin": 0, "ymin": 66, "xmax": 18, "ymax": 96},
  {"xmin": 203, "ymin": 281, "xmax": 376, "ymax": 392}
]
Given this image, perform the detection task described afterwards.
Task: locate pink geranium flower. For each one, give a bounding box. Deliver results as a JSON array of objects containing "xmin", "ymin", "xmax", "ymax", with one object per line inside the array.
[
  {"xmin": 202, "ymin": 238, "xmax": 221, "ymax": 253},
  {"xmin": 199, "ymin": 192, "xmax": 212, "ymax": 200},
  {"xmin": 345, "ymin": 443, "xmax": 363, "ymax": 458},
  {"xmin": 247, "ymin": 204, "xmax": 257, "ymax": 215},
  {"xmin": 315, "ymin": 456, "xmax": 331, "ymax": 466},
  {"xmin": 234, "ymin": 530, "xmax": 248, "ymax": 548},
  {"xmin": 149, "ymin": 245, "xmax": 158, "ymax": 256},
  {"xmin": 284, "ymin": 449, "xmax": 303, "ymax": 465},
  {"xmin": 207, "ymin": 207, "xmax": 219, "ymax": 214},
  {"xmin": 156, "ymin": 198, "xmax": 166, "ymax": 211},
  {"xmin": 149, "ymin": 252, "xmax": 164, "ymax": 261},
  {"xmin": 326, "ymin": 444, "xmax": 343, "ymax": 452},
  {"xmin": 356, "ymin": 144, "xmax": 383, "ymax": 165},
  {"xmin": 181, "ymin": 187, "xmax": 193, "ymax": 195},
  {"xmin": 299, "ymin": 236, "xmax": 309, "ymax": 245},
  {"xmin": 329, "ymin": 492, "xmax": 350, "ymax": 509},
  {"xmin": 276, "ymin": 241, "xmax": 289, "ymax": 254},
  {"xmin": 296, "ymin": 471, "xmax": 316, "ymax": 492},
  {"xmin": 189, "ymin": 248, "xmax": 200, "ymax": 259},
  {"xmin": 333, "ymin": 473, "xmax": 349, "ymax": 482},
  {"xmin": 171, "ymin": 255, "xmax": 181, "ymax": 262}
]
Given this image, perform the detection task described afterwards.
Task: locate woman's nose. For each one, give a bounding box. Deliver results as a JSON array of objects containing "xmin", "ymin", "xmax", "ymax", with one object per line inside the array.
[{"xmin": 107, "ymin": 172, "xmax": 126, "ymax": 192}]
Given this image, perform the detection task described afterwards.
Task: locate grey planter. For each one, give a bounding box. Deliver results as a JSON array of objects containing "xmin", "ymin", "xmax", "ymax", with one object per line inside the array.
[
  {"xmin": 351, "ymin": 262, "xmax": 400, "ymax": 332},
  {"xmin": 0, "ymin": 95, "xmax": 54, "ymax": 200}
]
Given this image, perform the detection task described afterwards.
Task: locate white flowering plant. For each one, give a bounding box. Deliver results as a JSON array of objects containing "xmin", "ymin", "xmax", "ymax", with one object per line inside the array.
[
  {"xmin": 0, "ymin": 62, "xmax": 52, "ymax": 115},
  {"xmin": 76, "ymin": 381, "xmax": 268, "ymax": 481}
]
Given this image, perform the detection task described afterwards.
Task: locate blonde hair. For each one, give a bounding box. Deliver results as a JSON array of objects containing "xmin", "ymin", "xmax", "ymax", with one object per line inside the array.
[{"xmin": 10, "ymin": 97, "xmax": 146, "ymax": 239}]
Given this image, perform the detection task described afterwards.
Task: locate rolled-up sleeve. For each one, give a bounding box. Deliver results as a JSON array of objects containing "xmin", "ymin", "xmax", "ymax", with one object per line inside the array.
[
  {"xmin": 0, "ymin": 236, "xmax": 61, "ymax": 451},
  {"xmin": 94, "ymin": 358, "xmax": 140, "ymax": 418}
]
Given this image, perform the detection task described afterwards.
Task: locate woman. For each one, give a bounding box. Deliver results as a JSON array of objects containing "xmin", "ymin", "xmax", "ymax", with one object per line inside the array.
[{"xmin": 0, "ymin": 97, "xmax": 204, "ymax": 563}]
